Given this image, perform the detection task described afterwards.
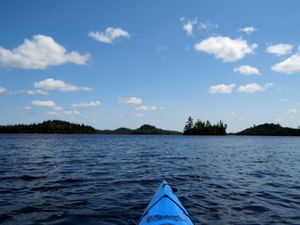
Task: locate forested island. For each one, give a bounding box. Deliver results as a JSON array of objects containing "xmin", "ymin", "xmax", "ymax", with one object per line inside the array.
[
  {"xmin": 1, "ymin": 120, "xmax": 299, "ymax": 136},
  {"xmin": 100, "ymin": 124, "xmax": 180, "ymax": 135},
  {"xmin": 183, "ymin": 117, "xmax": 227, "ymax": 135},
  {"xmin": 0, "ymin": 120, "xmax": 180, "ymax": 135},
  {"xmin": 236, "ymin": 123, "xmax": 300, "ymax": 136}
]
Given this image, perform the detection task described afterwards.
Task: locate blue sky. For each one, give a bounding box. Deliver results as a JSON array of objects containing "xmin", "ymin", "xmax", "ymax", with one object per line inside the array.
[{"xmin": 1, "ymin": 0, "xmax": 300, "ymax": 132}]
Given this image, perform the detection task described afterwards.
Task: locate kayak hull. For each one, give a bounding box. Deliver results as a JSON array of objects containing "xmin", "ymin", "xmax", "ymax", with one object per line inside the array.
[{"xmin": 138, "ymin": 180, "xmax": 194, "ymax": 225}]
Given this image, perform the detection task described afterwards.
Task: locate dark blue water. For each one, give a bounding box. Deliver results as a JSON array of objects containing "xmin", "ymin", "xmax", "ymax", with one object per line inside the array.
[{"xmin": 0, "ymin": 135, "xmax": 300, "ymax": 225}]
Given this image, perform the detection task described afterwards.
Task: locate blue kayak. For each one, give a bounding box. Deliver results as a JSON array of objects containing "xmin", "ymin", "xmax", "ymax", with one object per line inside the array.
[{"xmin": 138, "ymin": 180, "xmax": 195, "ymax": 225}]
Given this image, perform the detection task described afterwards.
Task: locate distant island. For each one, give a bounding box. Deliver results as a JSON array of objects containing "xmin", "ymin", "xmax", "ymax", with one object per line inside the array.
[
  {"xmin": 183, "ymin": 117, "xmax": 227, "ymax": 135},
  {"xmin": 0, "ymin": 120, "xmax": 181, "ymax": 135},
  {"xmin": 236, "ymin": 123, "xmax": 300, "ymax": 136},
  {"xmin": 100, "ymin": 124, "xmax": 181, "ymax": 135},
  {"xmin": 1, "ymin": 120, "xmax": 299, "ymax": 136}
]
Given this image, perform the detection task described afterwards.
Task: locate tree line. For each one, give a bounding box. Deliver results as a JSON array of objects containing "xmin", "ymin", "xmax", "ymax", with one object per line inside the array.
[
  {"xmin": 0, "ymin": 120, "xmax": 98, "ymax": 134},
  {"xmin": 183, "ymin": 117, "xmax": 227, "ymax": 135}
]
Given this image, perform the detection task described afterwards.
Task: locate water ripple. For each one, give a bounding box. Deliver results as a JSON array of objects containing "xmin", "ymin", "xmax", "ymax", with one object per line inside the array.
[{"xmin": 0, "ymin": 134, "xmax": 299, "ymax": 224}]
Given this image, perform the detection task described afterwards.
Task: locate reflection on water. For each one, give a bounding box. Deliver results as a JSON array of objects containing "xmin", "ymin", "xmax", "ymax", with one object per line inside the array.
[{"xmin": 0, "ymin": 134, "xmax": 300, "ymax": 224}]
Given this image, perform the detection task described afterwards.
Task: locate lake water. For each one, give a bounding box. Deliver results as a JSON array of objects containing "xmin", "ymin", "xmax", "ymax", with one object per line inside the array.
[{"xmin": 0, "ymin": 135, "xmax": 300, "ymax": 225}]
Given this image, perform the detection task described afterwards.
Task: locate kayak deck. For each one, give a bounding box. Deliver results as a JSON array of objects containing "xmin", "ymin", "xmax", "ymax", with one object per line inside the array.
[{"xmin": 138, "ymin": 180, "xmax": 194, "ymax": 225}]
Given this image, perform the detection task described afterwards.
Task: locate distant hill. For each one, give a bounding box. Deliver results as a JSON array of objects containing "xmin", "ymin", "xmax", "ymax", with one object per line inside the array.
[
  {"xmin": 0, "ymin": 120, "xmax": 181, "ymax": 135},
  {"xmin": 0, "ymin": 120, "xmax": 98, "ymax": 134},
  {"xmin": 131, "ymin": 124, "xmax": 181, "ymax": 135},
  {"xmin": 236, "ymin": 123, "xmax": 300, "ymax": 136},
  {"xmin": 100, "ymin": 124, "xmax": 180, "ymax": 135}
]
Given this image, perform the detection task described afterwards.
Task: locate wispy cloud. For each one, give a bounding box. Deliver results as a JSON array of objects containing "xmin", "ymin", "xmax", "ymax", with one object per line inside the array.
[
  {"xmin": 194, "ymin": 36, "xmax": 257, "ymax": 62},
  {"xmin": 34, "ymin": 78, "xmax": 92, "ymax": 92},
  {"xmin": 32, "ymin": 100, "xmax": 57, "ymax": 108},
  {"xmin": 238, "ymin": 26, "xmax": 257, "ymax": 34},
  {"xmin": 266, "ymin": 43, "xmax": 293, "ymax": 56},
  {"xmin": 0, "ymin": 87, "xmax": 7, "ymax": 94},
  {"xmin": 48, "ymin": 110, "xmax": 80, "ymax": 116},
  {"xmin": 209, "ymin": 84, "xmax": 236, "ymax": 94},
  {"xmin": 234, "ymin": 65, "xmax": 261, "ymax": 75},
  {"xmin": 238, "ymin": 83, "xmax": 273, "ymax": 93},
  {"xmin": 72, "ymin": 101, "xmax": 101, "ymax": 108},
  {"xmin": 180, "ymin": 17, "xmax": 197, "ymax": 36},
  {"xmin": 26, "ymin": 89, "xmax": 48, "ymax": 96},
  {"xmin": 287, "ymin": 108, "xmax": 297, "ymax": 114},
  {"xmin": 180, "ymin": 18, "xmax": 218, "ymax": 36},
  {"xmin": 278, "ymin": 98, "xmax": 289, "ymax": 102},
  {"xmin": 119, "ymin": 97, "xmax": 143, "ymax": 105},
  {"xmin": 135, "ymin": 105, "xmax": 157, "ymax": 112},
  {"xmin": 88, "ymin": 27, "xmax": 130, "ymax": 44},
  {"xmin": 198, "ymin": 21, "xmax": 218, "ymax": 32},
  {"xmin": 0, "ymin": 34, "xmax": 89, "ymax": 69}
]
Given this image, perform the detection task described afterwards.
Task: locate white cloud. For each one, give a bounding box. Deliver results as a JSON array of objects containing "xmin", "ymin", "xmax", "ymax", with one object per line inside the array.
[
  {"xmin": 279, "ymin": 98, "xmax": 289, "ymax": 102},
  {"xmin": 88, "ymin": 27, "xmax": 130, "ymax": 44},
  {"xmin": 23, "ymin": 106, "xmax": 32, "ymax": 110},
  {"xmin": 26, "ymin": 89, "xmax": 48, "ymax": 95},
  {"xmin": 238, "ymin": 83, "xmax": 273, "ymax": 93},
  {"xmin": 181, "ymin": 17, "xmax": 197, "ymax": 36},
  {"xmin": 208, "ymin": 84, "xmax": 236, "ymax": 94},
  {"xmin": 234, "ymin": 65, "xmax": 261, "ymax": 75},
  {"xmin": 287, "ymin": 108, "xmax": 297, "ymax": 114},
  {"xmin": 135, "ymin": 105, "xmax": 157, "ymax": 112},
  {"xmin": 198, "ymin": 21, "xmax": 218, "ymax": 32},
  {"xmin": 34, "ymin": 78, "xmax": 92, "ymax": 92},
  {"xmin": 119, "ymin": 97, "xmax": 143, "ymax": 105},
  {"xmin": 0, "ymin": 87, "xmax": 7, "ymax": 94},
  {"xmin": 238, "ymin": 26, "xmax": 257, "ymax": 34},
  {"xmin": 72, "ymin": 101, "xmax": 101, "ymax": 108},
  {"xmin": 194, "ymin": 36, "xmax": 257, "ymax": 62},
  {"xmin": 266, "ymin": 43, "xmax": 293, "ymax": 56},
  {"xmin": 271, "ymin": 53, "xmax": 300, "ymax": 74},
  {"xmin": 32, "ymin": 100, "xmax": 56, "ymax": 108},
  {"xmin": 133, "ymin": 112, "xmax": 144, "ymax": 117},
  {"xmin": 48, "ymin": 110, "xmax": 80, "ymax": 116},
  {"xmin": 0, "ymin": 34, "xmax": 89, "ymax": 69}
]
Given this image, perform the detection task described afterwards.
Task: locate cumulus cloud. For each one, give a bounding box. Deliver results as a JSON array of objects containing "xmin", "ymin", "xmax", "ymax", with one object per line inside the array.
[
  {"xmin": 266, "ymin": 43, "xmax": 293, "ymax": 56},
  {"xmin": 0, "ymin": 35, "xmax": 89, "ymax": 69},
  {"xmin": 31, "ymin": 99, "xmax": 81, "ymax": 116},
  {"xmin": 0, "ymin": 87, "xmax": 7, "ymax": 94},
  {"xmin": 119, "ymin": 97, "xmax": 143, "ymax": 105},
  {"xmin": 34, "ymin": 78, "xmax": 92, "ymax": 92},
  {"xmin": 208, "ymin": 84, "xmax": 236, "ymax": 94},
  {"xmin": 88, "ymin": 27, "xmax": 130, "ymax": 44},
  {"xmin": 32, "ymin": 100, "xmax": 57, "ymax": 108},
  {"xmin": 238, "ymin": 26, "xmax": 257, "ymax": 34},
  {"xmin": 26, "ymin": 89, "xmax": 48, "ymax": 95},
  {"xmin": 287, "ymin": 108, "xmax": 297, "ymax": 114},
  {"xmin": 238, "ymin": 83, "xmax": 273, "ymax": 93},
  {"xmin": 72, "ymin": 101, "xmax": 101, "ymax": 108},
  {"xmin": 194, "ymin": 36, "xmax": 257, "ymax": 62},
  {"xmin": 271, "ymin": 53, "xmax": 300, "ymax": 74},
  {"xmin": 234, "ymin": 65, "xmax": 261, "ymax": 75}
]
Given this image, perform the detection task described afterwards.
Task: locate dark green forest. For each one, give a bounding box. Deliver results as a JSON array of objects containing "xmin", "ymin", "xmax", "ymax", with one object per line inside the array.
[
  {"xmin": 183, "ymin": 117, "xmax": 227, "ymax": 135},
  {"xmin": 0, "ymin": 120, "xmax": 98, "ymax": 134},
  {"xmin": 236, "ymin": 123, "xmax": 300, "ymax": 136},
  {"xmin": 0, "ymin": 120, "xmax": 180, "ymax": 135}
]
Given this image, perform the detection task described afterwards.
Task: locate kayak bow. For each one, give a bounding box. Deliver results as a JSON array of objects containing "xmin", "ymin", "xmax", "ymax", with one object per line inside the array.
[{"xmin": 138, "ymin": 180, "xmax": 195, "ymax": 225}]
